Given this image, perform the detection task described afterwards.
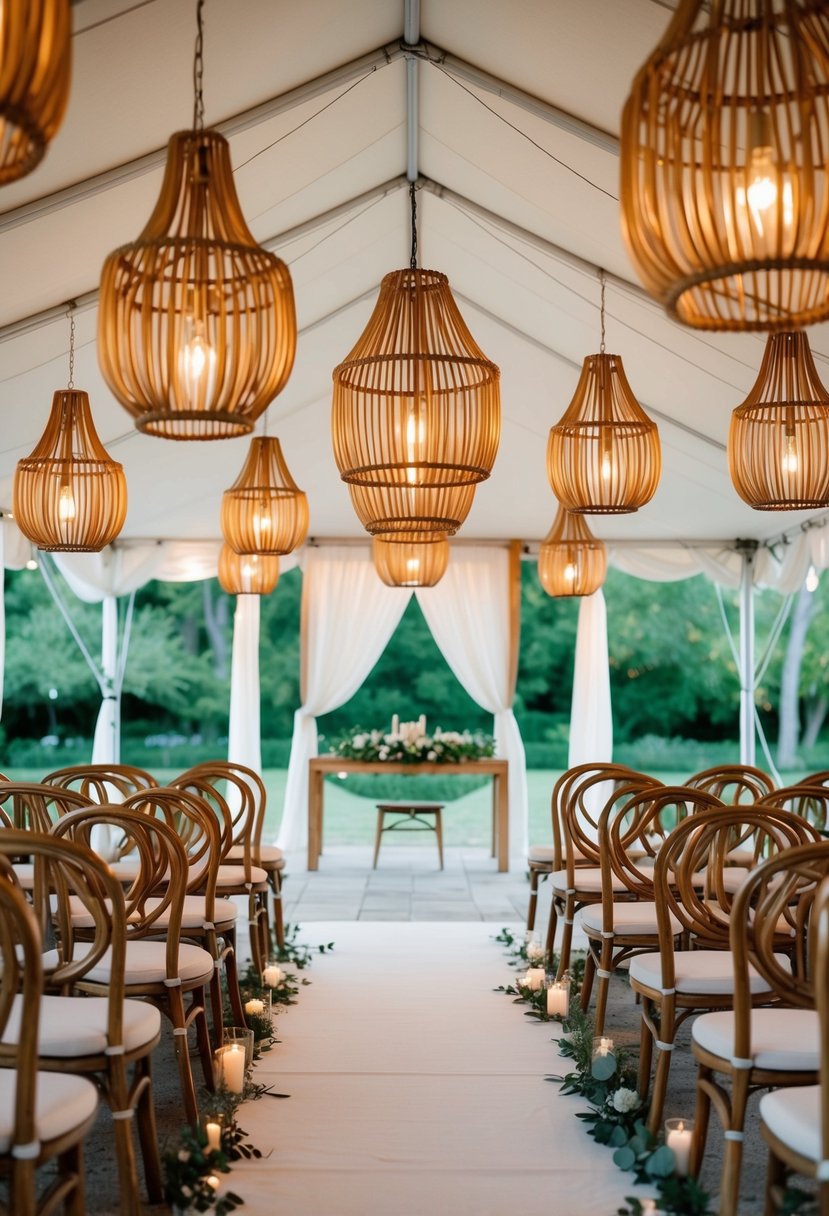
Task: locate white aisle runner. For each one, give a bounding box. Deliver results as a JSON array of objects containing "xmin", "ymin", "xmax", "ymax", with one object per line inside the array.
[{"xmin": 233, "ymin": 923, "xmax": 639, "ymax": 1216}]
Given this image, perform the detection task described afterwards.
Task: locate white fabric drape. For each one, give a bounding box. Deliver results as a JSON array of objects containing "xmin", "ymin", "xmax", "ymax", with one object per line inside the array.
[
  {"xmin": 416, "ymin": 547, "xmax": 528, "ymax": 860},
  {"xmin": 91, "ymin": 595, "xmax": 119, "ymax": 763},
  {"xmin": 278, "ymin": 546, "xmax": 411, "ymax": 854},
  {"xmin": 568, "ymin": 590, "xmax": 612, "ymax": 769},
  {"xmin": 228, "ymin": 595, "xmax": 261, "ymax": 777}
]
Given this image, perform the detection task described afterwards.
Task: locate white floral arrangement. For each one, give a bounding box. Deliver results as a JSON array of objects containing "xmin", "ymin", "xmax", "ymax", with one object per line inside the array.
[{"xmin": 330, "ymin": 721, "xmax": 495, "ymax": 764}]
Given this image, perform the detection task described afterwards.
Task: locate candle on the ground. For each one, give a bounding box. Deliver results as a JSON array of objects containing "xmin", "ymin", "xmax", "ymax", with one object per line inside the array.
[
  {"xmin": 219, "ymin": 1044, "xmax": 245, "ymax": 1094},
  {"xmin": 665, "ymin": 1118, "xmax": 693, "ymax": 1176},
  {"xmin": 546, "ymin": 981, "xmax": 569, "ymax": 1017},
  {"xmin": 245, "ymin": 998, "xmax": 264, "ymax": 1016},
  {"xmin": 592, "ymin": 1036, "xmax": 614, "ymax": 1058},
  {"xmin": 262, "ymin": 964, "xmax": 283, "ymax": 987},
  {"xmin": 205, "ymin": 1121, "xmax": 221, "ymax": 1152},
  {"xmin": 524, "ymin": 967, "xmax": 545, "ymax": 991},
  {"xmin": 206, "ymin": 1174, "xmax": 220, "ymax": 1192}
]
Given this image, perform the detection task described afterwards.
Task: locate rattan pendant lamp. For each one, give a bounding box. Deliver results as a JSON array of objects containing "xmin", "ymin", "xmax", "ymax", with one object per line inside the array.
[
  {"xmin": 729, "ymin": 330, "xmax": 829, "ymax": 510},
  {"xmin": 547, "ymin": 274, "xmax": 661, "ymax": 514},
  {"xmin": 14, "ymin": 306, "xmax": 127, "ymax": 552},
  {"xmin": 97, "ymin": 0, "xmax": 295, "ymax": 438},
  {"xmin": 332, "ymin": 183, "xmax": 500, "ymax": 539},
  {"xmin": 218, "ymin": 544, "xmax": 279, "ymax": 595},
  {"xmin": 538, "ymin": 505, "xmax": 607, "ymax": 598},
  {"xmin": 372, "ymin": 535, "xmax": 450, "ymax": 588},
  {"xmin": 0, "ymin": 0, "xmax": 71, "ymax": 185},
  {"xmin": 220, "ymin": 427, "xmax": 309, "ymax": 556},
  {"xmin": 621, "ymin": 0, "xmax": 829, "ymax": 332}
]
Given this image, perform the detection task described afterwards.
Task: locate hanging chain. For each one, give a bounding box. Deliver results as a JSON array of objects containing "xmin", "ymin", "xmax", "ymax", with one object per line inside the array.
[
  {"xmin": 409, "ymin": 180, "xmax": 418, "ymax": 270},
  {"xmin": 599, "ymin": 269, "xmax": 606, "ymax": 353},
  {"xmin": 67, "ymin": 303, "xmax": 76, "ymax": 389},
  {"xmin": 192, "ymin": 0, "xmax": 206, "ymax": 131}
]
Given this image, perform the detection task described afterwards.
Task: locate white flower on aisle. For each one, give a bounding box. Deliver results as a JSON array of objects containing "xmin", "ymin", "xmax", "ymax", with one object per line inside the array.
[{"xmin": 610, "ymin": 1086, "xmax": 640, "ymax": 1114}]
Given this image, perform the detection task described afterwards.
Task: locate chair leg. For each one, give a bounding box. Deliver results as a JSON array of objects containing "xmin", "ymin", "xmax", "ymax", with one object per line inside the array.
[
  {"xmin": 134, "ymin": 1056, "xmax": 163, "ymax": 1204},
  {"xmin": 59, "ymin": 1143, "xmax": 86, "ymax": 1216},
  {"xmin": 592, "ymin": 940, "xmax": 613, "ymax": 1036},
  {"xmin": 545, "ymin": 892, "xmax": 561, "ymax": 966},
  {"xmin": 193, "ymin": 988, "xmax": 216, "ymax": 1091},
  {"xmin": 208, "ymin": 965, "xmax": 226, "ymax": 1050},
  {"xmin": 690, "ymin": 1064, "xmax": 713, "ymax": 1179},
  {"xmin": 435, "ymin": 810, "xmax": 444, "ymax": 870},
  {"xmin": 555, "ymin": 894, "xmax": 575, "ymax": 978},
  {"xmin": 764, "ymin": 1146, "xmax": 786, "ymax": 1216},
  {"xmin": 167, "ymin": 986, "xmax": 200, "ymax": 1126},
  {"xmin": 637, "ymin": 1002, "xmax": 654, "ymax": 1101},
  {"xmin": 270, "ymin": 869, "xmax": 285, "ymax": 950},
  {"xmin": 527, "ymin": 869, "xmax": 539, "ymax": 932},
  {"xmin": 109, "ymin": 1056, "xmax": 142, "ymax": 1216},
  {"xmin": 719, "ymin": 1071, "xmax": 750, "ymax": 1216},
  {"xmin": 372, "ymin": 811, "xmax": 384, "ymax": 869},
  {"xmin": 580, "ymin": 948, "xmax": 596, "ymax": 1012},
  {"xmin": 11, "ymin": 1159, "xmax": 36, "ymax": 1216},
  {"xmin": 646, "ymin": 999, "xmax": 675, "ymax": 1134},
  {"xmin": 223, "ymin": 931, "xmax": 247, "ymax": 1028}
]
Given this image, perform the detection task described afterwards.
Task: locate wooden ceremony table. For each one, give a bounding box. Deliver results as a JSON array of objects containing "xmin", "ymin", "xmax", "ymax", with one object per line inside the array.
[{"xmin": 307, "ymin": 756, "xmax": 510, "ymax": 871}]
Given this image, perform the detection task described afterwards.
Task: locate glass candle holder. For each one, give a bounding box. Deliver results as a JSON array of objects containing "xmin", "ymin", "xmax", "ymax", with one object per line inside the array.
[
  {"xmin": 214, "ymin": 1042, "xmax": 246, "ymax": 1094},
  {"xmin": 203, "ymin": 1115, "xmax": 223, "ymax": 1153},
  {"xmin": 544, "ymin": 975, "xmax": 570, "ymax": 1018},
  {"xmin": 590, "ymin": 1034, "xmax": 616, "ymax": 1080},
  {"xmin": 224, "ymin": 1026, "xmax": 254, "ymax": 1070},
  {"xmin": 665, "ymin": 1117, "xmax": 693, "ymax": 1176},
  {"xmin": 523, "ymin": 966, "xmax": 545, "ymax": 991}
]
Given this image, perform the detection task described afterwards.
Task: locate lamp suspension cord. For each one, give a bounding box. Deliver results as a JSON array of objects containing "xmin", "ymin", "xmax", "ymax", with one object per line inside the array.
[
  {"xmin": 193, "ymin": 0, "xmax": 206, "ymax": 132},
  {"xmin": 599, "ymin": 269, "xmax": 606, "ymax": 354},
  {"xmin": 67, "ymin": 303, "xmax": 75, "ymax": 389},
  {"xmin": 409, "ymin": 180, "xmax": 418, "ymax": 271}
]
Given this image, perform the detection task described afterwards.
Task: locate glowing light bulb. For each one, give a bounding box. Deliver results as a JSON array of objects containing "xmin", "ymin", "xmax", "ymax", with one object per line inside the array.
[
  {"xmin": 806, "ymin": 565, "xmax": 820, "ymax": 594},
  {"xmin": 178, "ymin": 316, "xmax": 217, "ymax": 407},
  {"xmin": 564, "ymin": 562, "xmax": 577, "ymax": 583},
  {"xmin": 747, "ymin": 145, "xmax": 777, "ymax": 221},
  {"xmin": 601, "ymin": 451, "xmax": 613, "ymax": 482},
  {"xmin": 252, "ymin": 503, "xmax": 271, "ymax": 549},
  {"xmin": 241, "ymin": 556, "xmax": 256, "ymax": 593},
  {"xmin": 782, "ymin": 431, "xmax": 799, "ymax": 475},
  {"xmin": 405, "ymin": 407, "xmax": 426, "ymax": 486},
  {"xmin": 58, "ymin": 483, "xmax": 76, "ymax": 522}
]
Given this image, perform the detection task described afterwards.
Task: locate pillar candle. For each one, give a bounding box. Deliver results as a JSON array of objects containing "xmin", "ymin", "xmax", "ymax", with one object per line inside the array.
[
  {"xmin": 546, "ymin": 983, "xmax": 569, "ymax": 1017},
  {"xmin": 205, "ymin": 1121, "xmax": 221, "ymax": 1152},
  {"xmin": 262, "ymin": 964, "xmax": 283, "ymax": 987},
  {"xmin": 524, "ymin": 967, "xmax": 545, "ymax": 991},
  {"xmin": 245, "ymin": 998, "xmax": 264, "ymax": 1016},
  {"xmin": 219, "ymin": 1044, "xmax": 245, "ymax": 1094},
  {"xmin": 665, "ymin": 1119, "xmax": 693, "ymax": 1176}
]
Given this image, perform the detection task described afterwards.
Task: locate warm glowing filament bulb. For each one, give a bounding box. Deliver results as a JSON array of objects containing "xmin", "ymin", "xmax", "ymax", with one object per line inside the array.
[
  {"xmin": 58, "ymin": 483, "xmax": 76, "ymax": 522},
  {"xmin": 782, "ymin": 432, "xmax": 799, "ymax": 475},
  {"xmin": 600, "ymin": 451, "xmax": 613, "ymax": 482},
  {"xmin": 252, "ymin": 502, "xmax": 271, "ymax": 547},
  {"xmin": 406, "ymin": 556, "xmax": 420, "ymax": 576},
  {"xmin": 179, "ymin": 317, "xmax": 217, "ymax": 406},
  {"xmin": 405, "ymin": 408, "xmax": 426, "ymax": 486},
  {"xmin": 564, "ymin": 562, "xmax": 577, "ymax": 583},
  {"xmin": 747, "ymin": 145, "xmax": 778, "ymax": 218}
]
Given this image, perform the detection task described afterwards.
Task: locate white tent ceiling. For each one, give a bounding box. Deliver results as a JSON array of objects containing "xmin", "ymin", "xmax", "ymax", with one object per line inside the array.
[{"xmin": 2, "ymin": 0, "xmax": 827, "ymax": 549}]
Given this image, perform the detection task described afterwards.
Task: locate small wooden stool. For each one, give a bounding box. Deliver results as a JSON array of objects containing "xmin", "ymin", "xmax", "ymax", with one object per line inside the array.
[{"xmin": 373, "ymin": 801, "xmax": 445, "ymax": 869}]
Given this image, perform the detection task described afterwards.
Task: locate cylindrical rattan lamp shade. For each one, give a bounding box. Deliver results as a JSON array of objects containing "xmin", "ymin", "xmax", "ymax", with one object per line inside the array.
[
  {"xmin": 218, "ymin": 545, "xmax": 279, "ymax": 596},
  {"xmin": 547, "ymin": 353, "xmax": 661, "ymax": 514},
  {"xmin": 98, "ymin": 130, "xmax": 296, "ymax": 439},
  {"xmin": 621, "ymin": 1, "xmax": 829, "ymax": 331},
  {"xmin": 729, "ymin": 331, "xmax": 829, "ymax": 510},
  {"xmin": 221, "ymin": 437, "xmax": 309, "ymax": 556},
  {"xmin": 13, "ymin": 390, "xmax": 127, "ymax": 552},
  {"xmin": 348, "ymin": 481, "xmax": 476, "ymax": 540},
  {"xmin": 373, "ymin": 537, "xmax": 450, "ymax": 587},
  {"xmin": 538, "ymin": 507, "xmax": 607, "ymax": 598},
  {"xmin": 0, "ymin": 0, "xmax": 70, "ymax": 185},
  {"xmin": 332, "ymin": 269, "xmax": 500, "ymax": 495}
]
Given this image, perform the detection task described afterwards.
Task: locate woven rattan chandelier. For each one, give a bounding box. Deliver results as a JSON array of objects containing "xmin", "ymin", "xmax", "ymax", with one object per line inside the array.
[
  {"xmin": 218, "ymin": 544, "xmax": 279, "ymax": 595},
  {"xmin": 538, "ymin": 506, "xmax": 607, "ymax": 598},
  {"xmin": 621, "ymin": 0, "xmax": 829, "ymax": 332},
  {"xmin": 332, "ymin": 184, "xmax": 500, "ymax": 539},
  {"xmin": 14, "ymin": 307, "xmax": 127, "ymax": 552},
  {"xmin": 547, "ymin": 275, "xmax": 661, "ymax": 514},
  {"xmin": 372, "ymin": 536, "xmax": 450, "ymax": 588},
  {"xmin": 221, "ymin": 435, "xmax": 308, "ymax": 556},
  {"xmin": 0, "ymin": 0, "xmax": 71, "ymax": 186},
  {"xmin": 729, "ymin": 330, "xmax": 829, "ymax": 510},
  {"xmin": 97, "ymin": 1, "xmax": 295, "ymax": 439}
]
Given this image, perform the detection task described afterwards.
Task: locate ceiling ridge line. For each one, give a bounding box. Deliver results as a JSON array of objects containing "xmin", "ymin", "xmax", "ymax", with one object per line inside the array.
[{"xmin": 0, "ymin": 41, "xmax": 405, "ymax": 237}]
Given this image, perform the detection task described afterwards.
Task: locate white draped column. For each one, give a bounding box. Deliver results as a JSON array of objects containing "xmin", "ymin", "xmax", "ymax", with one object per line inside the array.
[
  {"xmin": 228, "ymin": 594, "xmax": 261, "ymax": 776},
  {"xmin": 91, "ymin": 594, "xmax": 119, "ymax": 764},
  {"xmin": 416, "ymin": 544, "xmax": 528, "ymax": 862},
  {"xmin": 568, "ymin": 590, "xmax": 612, "ymax": 769},
  {"xmin": 278, "ymin": 546, "xmax": 411, "ymax": 855}
]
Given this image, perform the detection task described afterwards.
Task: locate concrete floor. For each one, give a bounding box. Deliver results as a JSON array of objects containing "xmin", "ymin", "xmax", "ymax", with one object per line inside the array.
[{"xmin": 282, "ymin": 844, "xmax": 535, "ymax": 923}]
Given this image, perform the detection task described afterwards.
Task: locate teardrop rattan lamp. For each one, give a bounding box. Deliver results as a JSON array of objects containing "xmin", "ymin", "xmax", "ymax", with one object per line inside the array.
[
  {"xmin": 621, "ymin": 0, "xmax": 829, "ymax": 332},
  {"xmin": 97, "ymin": 1, "xmax": 295, "ymax": 438},
  {"xmin": 729, "ymin": 331, "xmax": 829, "ymax": 511},
  {"xmin": 373, "ymin": 536, "xmax": 449, "ymax": 588},
  {"xmin": 547, "ymin": 275, "xmax": 661, "ymax": 514},
  {"xmin": 14, "ymin": 307, "xmax": 127, "ymax": 552},
  {"xmin": 218, "ymin": 544, "xmax": 279, "ymax": 596},
  {"xmin": 538, "ymin": 506, "xmax": 607, "ymax": 598},
  {"xmin": 0, "ymin": 0, "xmax": 71, "ymax": 185},
  {"xmin": 332, "ymin": 183, "xmax": 500, "ymax": 539},
  {"xmin": 221, "ymin": 435, "xmax": 309, "ymax": 556}
]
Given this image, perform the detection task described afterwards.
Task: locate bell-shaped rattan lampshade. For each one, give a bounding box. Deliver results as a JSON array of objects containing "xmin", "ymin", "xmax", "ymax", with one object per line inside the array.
[
  {"xmin": 729, "ymin": 331, "xmax": 829, "ymax": 510},
  {"xmin": 218, "ymin": 544, "xmax": 279, "ymax": 596},
  {"xmin": 332, "ymin": 268, "xmax": 500, "ymax": 534},
  {"xmin": 98, "ymin": 130, "xmax": 296, "ymax": 439},
  {"xmin": 621, "ymin": 1, "xmax": 829, "ymax": 331},
  {"xmin": 372, "ymin": 536, "xmax": 450, "ymax": 588},
  {"xmin": 547, "ymin": 352, "xmax": 661, "ymax": 514},
  {"xmin": 0, "ymin": 0, "xmax": 70, "ymax": 186},
  {"xmin": 538, "ymin": 506, "xmax": 607, "ymax": 598},
  {"xmin": 13, "ymin": 390, "xmax": 127, "ymax": 552},
  {"xmin": 221, "ymin": 437, "xmax": 309, "ymax": 556},
  {"xmin": 348, "ymin": 481, "xmax": 476, "ymax": 541}
]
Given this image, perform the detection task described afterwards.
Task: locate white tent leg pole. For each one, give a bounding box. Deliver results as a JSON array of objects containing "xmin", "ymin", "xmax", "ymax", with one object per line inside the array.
[
  {"xmin": 738, "ymin": 542, "xmax": 757, "ymax": 767},
  {"xmin": 228, "ymin": 595, "xmax": 262, "ymax": 777}
]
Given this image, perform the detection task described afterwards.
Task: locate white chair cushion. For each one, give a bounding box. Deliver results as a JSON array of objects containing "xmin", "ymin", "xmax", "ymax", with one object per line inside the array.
[
  {"xmin": 216, "ymin": 863, "xmax": 267, "ymax": 887},
  {"xmin": 2, "ymin": 994, "xmax": 160, "ymax": 1058},
  {"xmin": 0, "ymin": 1070, "xmax": 98, "ymax": 1152},
  {"xmin": 692, "ymin": 1008, "xmax": 820, "ymax": 1071},
  {"xmin": 227, "ymin": 844, "xmax": 284, "ymax": 864},
  {"xmin": 528, "ymin": 845, "xmax": 555, "ymax": 864},
  {"xmin": 11, "ymin": 863, "xmax": 33, "ymax": 890},
  {"xmin": 629, "ymin": 949, "xmax": 790, "ymax": 995},
  {"xmin": 689, "ymin": 866, "xmax": 750, "ymax": 893},
  {"xmin": 79, "ymin": 941, "xmax": 214, "ymax": 987},
  {"xmin": 760, "ymin": 1086, "xmax": 820, "ymax": 1163},
  {"xmin": 579, "ymin": 902, "xmax": 682, "ymax": 937},
  {"xmin": 550, "ymin": 867, "xmax": 626, "ymax": 894},
  {"xmin": 66, "ymin": 894, "xmax": 237, "ymax": 931}
]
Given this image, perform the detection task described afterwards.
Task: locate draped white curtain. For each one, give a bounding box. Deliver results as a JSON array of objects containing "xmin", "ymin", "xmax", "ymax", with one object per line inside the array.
[
  {"xmin": 277, "ymin": 546, "xmax": 411, "ymax": 853},
  {"xmin": 568, "ymin": 590, "xmax": 612, "ymax": 768},
  {"xmin": 228, "ymin": 595, "xmax": 261, "ymax": 776},
  {"xmin": 416, "ymin": 546, "xmax": 528, "ymax": 860}
]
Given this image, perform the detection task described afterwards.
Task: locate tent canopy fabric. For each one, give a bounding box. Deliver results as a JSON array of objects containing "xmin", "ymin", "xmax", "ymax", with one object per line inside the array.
[{"xmin": 2, "ymin": 0, "xmax": 828, "ymax": 554}]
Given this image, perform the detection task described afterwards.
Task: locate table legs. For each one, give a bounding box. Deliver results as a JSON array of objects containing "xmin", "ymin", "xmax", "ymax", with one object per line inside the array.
[
  {"xmin": 308, "ymin": 770, "xmax": 323, "ymax": 870},
  {"xmin": 495, "ymin": 774, "xmax": 508, "ymax": 872}
]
